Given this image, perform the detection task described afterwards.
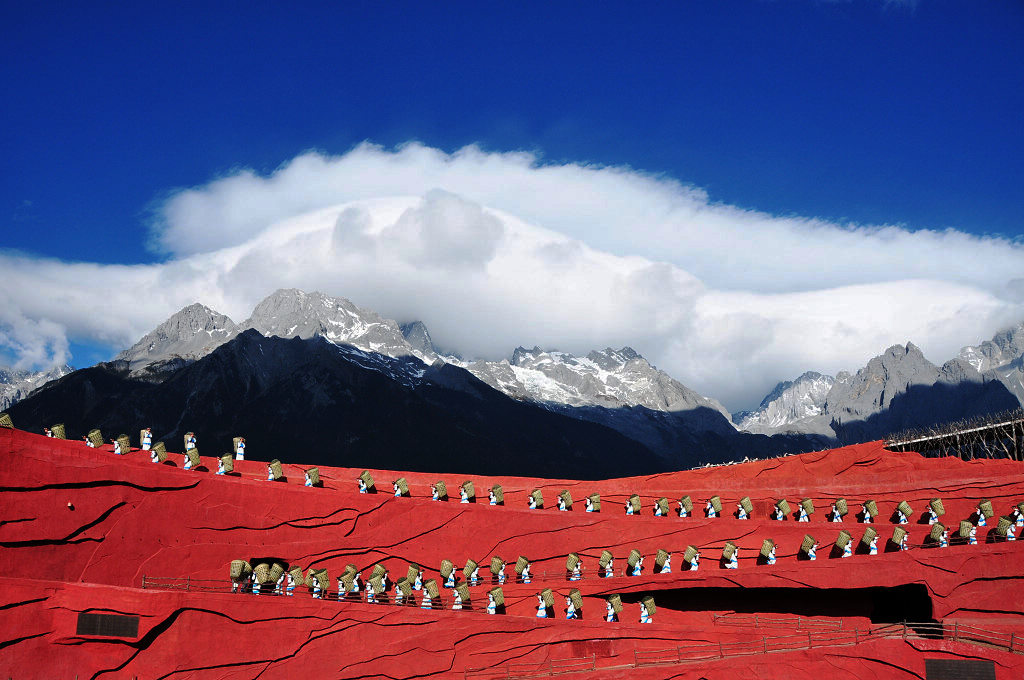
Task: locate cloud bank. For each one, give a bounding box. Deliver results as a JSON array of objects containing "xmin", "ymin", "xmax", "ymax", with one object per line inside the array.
[{"xmin": 4, "ymin": 143, "xmax": 1024, "ymax": 409}]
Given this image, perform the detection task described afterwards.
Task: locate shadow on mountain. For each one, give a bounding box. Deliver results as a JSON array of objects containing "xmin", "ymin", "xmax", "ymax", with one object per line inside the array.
[{"xmin": 829, "ymin": 379, "xmax": 1020, "ymax": 445}]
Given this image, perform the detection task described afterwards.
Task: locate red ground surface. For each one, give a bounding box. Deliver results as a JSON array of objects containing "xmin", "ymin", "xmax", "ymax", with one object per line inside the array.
[{"xmin": 1, "ymin": 426, "xmax": 1023, "ymax": 678}]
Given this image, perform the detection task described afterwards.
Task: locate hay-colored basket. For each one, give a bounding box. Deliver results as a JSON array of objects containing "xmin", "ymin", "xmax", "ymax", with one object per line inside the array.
[
  {"xmin": 461, "ymin": 480, "xmax": 475, "ymax": 499},
  {"xmin": 186, "ymin": 449, "xmax": 200, "ymax": 468},
  {"xmin": 599, "ymin": 550, "xmax": 613, "ymax": 568},
  {"xmin": 559, "ymin": 490, "xmax": 573, "ymax": 509},
  {"xmin": 396, "ymin": 578, "xmax": 412, "ymax": 598},
  {"xmin": 515, "ymin": 556, "xmax": 529, "ymax": 575},
  {"xmin": 996, "ymin": 516, "xmax": 1013, "ymax": 537},
  {"xmin": 709, "ymin": 495, "xmax": 722, "ymax": 513},
  {"xmin": 861, "ymin": 527, "xmax": 878, "ymax": 546},
  {"xmin": 959, "ymin": 520, "xmax": 973, "ymax": 538},
  {"xmin": 462, "ymin": 559, "xmax": 478, "ymax": 579},
  {"xmin": 776, "ymin": 499, "xmax": 791, "ymax": 516},
  {"xmin": 424, "ymin": 579, "xmax": 440, "ymax": 599},
  {"xmin": 627, "ymin": 549, "xmax": 642, "ymax": 568},
  {"xmin": 183, "ymin": 432, "xmax": 194, "ymax": 450},
  {"xmin": 540, "ymin": 588, "xmax": 554, "ymax": 608},
  {"xmin": 489, "ymin": 587, "xmax": 505, "ymax": 607},
  {"xmin": 800, "ymin": 535, "xmax": 816, "ymax": 554},
  {"xmin": 864, "ymin": 499, "xmax": 879, "ymax": 517},
  {"xmin": 254, "ymin": 563, "xmax": 272, "ymax": 584},
  {"xmin": 835, "ymin": 530, "xmax": 852, "ymax": 550},
  {"xmin": 569, "ymin": 588, "xmax": 583, "ymax": 610},
  {"xmin": 313, "ymin": 569, "xmax": 329, "ymax": 590},
  {"xmin": 607, "ymin": 593, "xmax": 623, "ymax": 614},
  {"xmin": 219, "ymin": 454, "xmax": 234, "ymax": 473},
  {"xmin": 288, "ymin": 566, "xmax": 304, "ymax": 584},
  {"xmin": 566, "ymin": 553, "xmax": 580, "ymax": 571},
  {"xmin": 440, "ymin": 559, "xmax": 454, "ymax": 579},
  {"xmin": 230, "ymin": 559, "xmax": 249, "ymax": 581},
  {"xmin": 371, "ymin": 564, "xmax": 386, "ymax": 580},
  {"xmin": 834, "ymin": 498, "xmax": 848, "ymax": 516},
  {"xmin": 269, "ymin": 459, "xmax": 283, "ymax": 480},
  {"xmin": 434, "ymin": 480, "xmax": 448, "ymax": 499},
  {"xmin": 760, "ymin": 539, "xmax": 775, "ymax": 558},
  {"xmin": 722, "ymin": 541, "xmax": 737, "ymax": 560},
  {"xmin": 368, "ymin": 575, "xmax": 383, "ymax": 593},
  {"xmin": 680, "ymin": 495, "xmax": 693, "ymax": 512},
  {"xmin": 655, "ymin": 549, "xmax": 670, "ymax": 569},
  {"xmin": 930, "ymin": 498, "xmax": 945, "ymax": 516},
  {"xmin": 306, "ymin": 467, "xmax": 319, "ymax": 485},
  {"xmin": 152, "ymin": 441, "xmax": 167, "ymax": 462},
  {"xmin": 683, "ymin": 545, "xmax": 698, "ymax": 564},
  {"xmin": 87, "ymin": 429, "xmax": 103, "ymax": 447},
  {"xmin": 490, "ymin": 484, "xmax": 504, "ymax": 503},
  {"xmin": 641, "ymin": 595, "xmax": 656, "ymax": 615},
  {"xmin": 395, "ymin": 477, "xmax": 409, "ymax": 495},
  {"xmin": 116, "ymin": 434, "xmax": 131, "ymax": 453},
  {"xmin": 359, "ymin": 470, "xmax": 374, "ymax": 489},
  {"xmin": 892, "ymin": 526, "xmax": 907, "ymax": 545},
  {"xmin": 929, "ymin": 523, "xmax": 946, "ymax": 541},
  {"xmin": 740, "ymin": 496, "xmax": 753, "ymax": 515},
  {"xmin": 490, "ymin": 556, "xmax": 504, "ymax": 575},
  {"xmin": 406, "ymin": 563, "xmax": 420, "ymax": 582},
  {"xmin": 52, "ymin": 423, "xmax": 66, "ymax": 439},
  {"xmin": 656, "ymin": 497, "xmax": 670, "ymax": 515},
  {"xmin": 232, "ymin": 436, "xmax": 243, "ymax": 453},
  {"xmin": 530, "ymin": 489, "xmax": 544, "ymax": 508},
  {"xmin": 979, "ymin": 500, "xmax": 994, "ymax": 518},
  {"xmin": 897, "ymin": 500, "xmax": 913, "ymax": 517},
  {"xmin": 800, "ymin": 498, "xmax": 814, "ymax": 515},
  {"xmin": 269, "ymin": 562, "xmax": 286, "ymax": 583},
  {"xmin": 587, "ymin": 493, "xmax": 601, "ymax": 511},
  {"xmin": 0, "ymin": 412, "xmax": 12, "ymax": 428},
  {"xmin": 455, "ymin": 583, "xmax": 471, "ymax": 604}
]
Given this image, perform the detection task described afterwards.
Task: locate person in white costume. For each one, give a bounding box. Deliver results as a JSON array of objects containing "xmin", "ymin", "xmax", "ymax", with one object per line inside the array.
[{"xmin": 141, "ymin": 428, "xmax": 152, "ymax": 451}]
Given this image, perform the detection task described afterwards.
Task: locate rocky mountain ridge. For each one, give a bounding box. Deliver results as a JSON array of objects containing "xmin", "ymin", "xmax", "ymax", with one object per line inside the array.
[{"xmin": 0, "ymin": 364, "xmax": 74, "ymax": 410}]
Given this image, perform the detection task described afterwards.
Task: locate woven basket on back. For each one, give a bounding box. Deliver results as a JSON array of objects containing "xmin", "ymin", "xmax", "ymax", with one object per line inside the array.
[
  {"xmin": 306, "ymin": 467, "xmax": 319, "ymax": 485},
  {"xmin": 1018, "ymin": 502, "xmax": 1024, "ymax": 516},
  {"xmin": 800, "ymin": 535, "xmax": 816, "ymax": 554},
  {"xmin": 254, "ymin": 563, "xmax": 272, "ymax": 584},
  {"xmin": 183, "ymin": 433, "xmax": 194, "ymax": 450},
  {"xmin": 540, "ymin": 588, "xmax": 555, "ymax": 608},
  {"xmin": 834, "ymin": 498, "xmax": 848, "ymax": 516},
  {"xmin": 395, "ymin": 477, "xmax": 409, "ymax": 495},
  {"xmin": 462, "ymin": 559, "xmax": 478, "ymax": 579},
  {"xmin": 680, "ymin": 495, "xmax": 693, "ymax": 512},
  {"xmin": 760, "ymin": 539, "xmax": 775, "ymax": 558},
  {"xmin": 87, "ymin": 428, "xmax": 103, "ymax": 448},
  {"xmin": 530, "ymin": 489, "xmax": 543, "ymax": 508},
  {"xmin": 897, "ymin": 500, "xmax": 913, "ymax": 517},
  {"xmin": 656, "ymin": 497, "xmax": 670, "ymax": 515},
  {"xmin": 683, "ymin": 545, "xmax": 698, "ymax": 564},
  {"xmin": 371, "ymin": 564, "xmax": 386, "ymax": 580},
  {"xmin": 140, "ymin": 430, "xmax": 149, "ymax": 447},
  {"xmin": 861, "ymin": 527, "xmax": 878, "ymax": 546},
  {"xmin": 230, "ymin": 560, "xmax": 249, "ymax": 581},
  {"xmin": 186, "ymin": 449, "xmax": 200, "ymax": 468},
  {"xmin": 0, "ymin": 412, "xmax": 12, "ymax": 428},
  {"xmin": 566, "ymin": 553, "xmax": 580, "ymax": 571},
  {"xmin": 641, "ymin": 595, "xmax": 656, "ymax": 615},
  {"xmin": 232, "ymin": 436, "xmax": 242, "ymax": 452},
  {"xmin": 489, "ymin": 587, "xmax": 505, "ymax": 607},
  {"xmin": 959, "ymin": 520, "xmax": 973, "ymax": 538},
  {"xmin": 864, "ymin": 500, "xmax": 879, "ymax": 517},
  {"xmin": 739, "ymin": 496, "xmax": 753, "ymax": 515},
  {"xmin": 835, "ymin": 530, "xmax": 852, "ymax": 550},
  {"xmin": 979, "ymin": 500, "xmax": 994, "ymax": 518},
  {"xmin": 116, "ymin": 434, "xmax": 131, "ymax": 453},
  {"xmin": 627, "ymin": 549, "xmax": 642, "ymax": 568},
  {"xmin": 396, "ymin": 577, "xmax": 412, "ymax": 597},
  {"xmin": 776, "ymin": 499, "xmax": 791, "ymax": 516},
  {"xmin": 424, "ymin": 579, "xmax": 440, "ymax": 599},
  {"xmin": 996, "ymin": 516, "xmax": 1013, "ymax": 537},
  {"xmin": 304, "ymin": 568, "xmax": 316, "ymax": 588},
  {"xmin": 709, "ymin": 495, "xmax": 722, "ymax": 513},
  {"xmin": 433, "ymin": 480, "xmax": 447, "ymax": 499},
  {"xmin": 338, "ymin": 573, "xmax": 354, "ymax": 592},
  {"xmin": 461, "ymin": 480, "xmax": 475, "ymax": 500},
  {"xmin": 800, "ymin": 498, "xmax": 814, "ymax": 515},
  {"xmin": 288, "ymin": 565, "xmax": 304, "ymax": 584},
  {"xmin": 515, "ymin": 556, "xmax": 530, "ymax": 575},
  {"xmin": 569, "ymin": 588, "xmax": 583, "ymax": 610},
  {"xmin": 599, "ymin": 550, "xmax": 613, "ymax": 568},
  {"xmin": 455, "ymin": 583, "xmax": 471, "ymax": 605},
  {"xmin": 359, "ymin": 470, "xmax": 374, "ymax": 490},
  {"xmin": 722, "ymin": 541, "xmax": 737, "ymax": 560},
  {"xmin": 368, "ymin": 575, "xmax": 383, "ymax": 594},
  {"xmin": 891, "ymin": 527, "xmax": 907, "ymax": 545},
  {"xmin": 490, "ymin": 484, "xmax": 504, "ymax": 503},
  {"xmin": 655, "ymin": 549, "xmax": 670, "ymax": 569},
  {"xmin": 406, "ymin": 564, "xmax": 420, "ymax": 582},
  {"xmin": 152, "ymin": 441, "xmax": 167, "ymax": 462},
  {"xmin": 269, "ymin": 459, "xmax": 283, "ymax": 480},
  {"xmin": 559, "ymin": 490, "xmax": 573, "ymax": 509},
  {"xmin": 219, "ymin": 454, "xmax": 234, "ymax": 473},
  {"xmin": 588, "ymin": 493, "xmax": 601, "ymax": 511},
  {"xmin": 607, "ymin": 593, "xmax": 623, "ymax": 614},
  {"xmin": 929, "ymin": 523, "xmax": 946, "ymax": 541},
  {"xmin": 269, "ymin": 562, "xmax": 286, "ymax": 583},
  {"xmin": 440, "ymin": 559, "xmax": 454, "ymax": 579},
  {"xmin": 490, "ymin": 556, "xmax": 504, "ymax": 575},
  {"xmin": 52, "ymin": 423, "xmax": 66, "ymax": 439},
  {"xmin": 313, "ymin": 569, "xmax": 329, "ymax": 590},
  {"xmin": 930, "ymin": 498, "xmax": 945, "ymax": 516}
]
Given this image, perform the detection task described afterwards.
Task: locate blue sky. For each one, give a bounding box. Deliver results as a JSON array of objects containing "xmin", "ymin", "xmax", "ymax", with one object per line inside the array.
[{"xmin": 3, "ymin": 1, "xmax": 1024, "ymax": 407}]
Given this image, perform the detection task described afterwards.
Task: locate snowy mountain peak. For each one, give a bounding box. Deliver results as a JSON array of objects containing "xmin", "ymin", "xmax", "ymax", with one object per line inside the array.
[
  {"xmin": 735, "ymin": 371, "xmax": 835, "ymax": 434},
  {"xmin": 0, "ymin": 364, "xmax": 74, "ymax": 410},
  {"xmin": 115, "ymin": 302, "xmax": 238, "ymax": 374}
]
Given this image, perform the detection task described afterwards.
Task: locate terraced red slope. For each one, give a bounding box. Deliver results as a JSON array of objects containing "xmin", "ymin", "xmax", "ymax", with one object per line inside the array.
[{"xmin": 1, "ymin": 426, "xmax": 1023, "ymax": 678}]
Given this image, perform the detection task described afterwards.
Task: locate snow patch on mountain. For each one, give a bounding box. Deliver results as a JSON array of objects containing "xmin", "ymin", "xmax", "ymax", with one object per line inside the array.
[{"xmin": 0, "ymin": 364, "xmax": 74, "ymax": 410}]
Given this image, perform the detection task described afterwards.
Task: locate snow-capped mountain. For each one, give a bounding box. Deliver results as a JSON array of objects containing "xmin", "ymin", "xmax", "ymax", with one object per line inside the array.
[
  {"xmin": 733, "ymin": 371, "xmax": 834, "ymax": 435},
  {"xmin": 0, "ymin": 364, "xmax": 74, "ymax": 410},
  {"xmin": 958, "ymin": 323, "xmax": 1024, "ymax": 404}
]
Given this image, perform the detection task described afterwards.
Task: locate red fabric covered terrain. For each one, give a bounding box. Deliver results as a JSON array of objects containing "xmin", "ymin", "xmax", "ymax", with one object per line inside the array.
[{"xmin": 1, "ymin": 426, "xmax": 1023, "ymax": 678}]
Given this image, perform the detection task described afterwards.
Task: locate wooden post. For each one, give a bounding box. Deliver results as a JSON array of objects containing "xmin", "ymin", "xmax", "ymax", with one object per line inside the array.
[
  {"xmin": 1009, "ymin": 632, "xmax": 1015, "ymax": 653},
  {"xmin": 634, "ymin": 649, "xmax": 639, "ymax": 667},
  {"xmin": 953, "ymin": 621, "xmax": 958, "ymax": 642},
  {"xmin": 808, "ymin": 632, "xmax": 813, "ymax": 648},
  {"xmin": 854, "ymin": 629, "xmax": 859, "ymax": 646},
  {"xmin": 763, "ymin": 636, "xmax": 767, "ymax": 654},
  {"xmin": 902, "ymin": 622, "xmax": 908, "ymax": 641},
  {"xmin": 592, "ymin": 654, "xmax": 596, "ymax": 671},
  {"xmin": 186, "ymin": 576, "xmax": 190, "ymax": 592},
  {"xmin": 719, "ymin": 641, "xmax": 725, "ymax": 658}
]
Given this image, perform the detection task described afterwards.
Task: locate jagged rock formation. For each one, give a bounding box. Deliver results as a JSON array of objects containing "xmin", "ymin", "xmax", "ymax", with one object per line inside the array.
[
  {"xmin": 115, "ymin": 302, "xmax": 238, "ymax": 380},
  {"xmin": 959, "ymin": 322, "xmax": 1024, "ymax": 404},
  {"xmin": 734, "ymin": 371, "xmax": 835, "ymax": 435},
  {"xmin": 0, "ymin": 364, "xmax": 72, "ymax": 410}
]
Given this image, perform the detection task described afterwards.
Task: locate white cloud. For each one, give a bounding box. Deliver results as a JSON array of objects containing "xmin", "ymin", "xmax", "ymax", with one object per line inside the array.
[{"xmin": 4, "ymin": 143, "xmax": 1024, "ymax": 409}]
